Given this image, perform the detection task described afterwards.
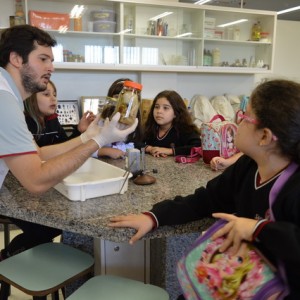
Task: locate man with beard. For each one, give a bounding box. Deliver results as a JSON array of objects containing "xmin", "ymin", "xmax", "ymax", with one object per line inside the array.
[{"xmin": 0, "ymin": 25, "xmax": 138, "ymax": 262}]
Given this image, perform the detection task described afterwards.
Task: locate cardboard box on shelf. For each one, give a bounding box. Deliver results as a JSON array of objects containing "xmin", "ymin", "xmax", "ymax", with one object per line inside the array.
[
  {"xmin": 204, "ymin": 17, "xmax": 216, "ymax": 29},
  {"xmin": 214, "ymin": 30, "xmax": 223, "ymax": 39},
  {"xmin": 29, "ymin": 10, "xmax": 70, "ymax": 30},
  {"xmin": 204, "ymin": 28, "xmax": 215, "ymax": 38}
]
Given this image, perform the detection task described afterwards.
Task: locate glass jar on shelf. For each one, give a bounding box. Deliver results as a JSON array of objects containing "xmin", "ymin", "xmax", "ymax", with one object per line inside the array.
[
  {"xmin": 212, "ymin": 48, "xmax": 221, "ymax": 66},
  {"xmin": 251, "ymin": 21, "xmax": 262, "ymax": 41},
  {"xmin": 15, "ymin": 0, "xmax": 25, "ymax": 25}
]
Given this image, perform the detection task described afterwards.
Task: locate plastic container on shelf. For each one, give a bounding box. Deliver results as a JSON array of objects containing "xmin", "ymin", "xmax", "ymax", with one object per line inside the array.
[
  {"xmin": 113, "ymin": 80, "xmax": 143, "ymax": 125},
  {"xmin": 233, "ymin": 27, "xmax": 240, "ymax": 40},
  {"xmin": 212, "ymin": 48, "xmax": 221, "ymax": 66},
  {"xmin": 93, "ymin": 20, "xmax": 116, "ymax": 33},
  {"xmin": 260, "ymin": 32, "xmax": 269, "ymax": 42},
  {"xmin": 124, "ymin": 15, "xmax": 133, "ymax": 32},
  {"xmin": 90, "ymin": 9, "xmax": 115, "ymax": 21},
  {"xmin": 203, "ymin": 49, "xmax": 212, "ymax": 66},
  {"xmin": 225, "ymin": 27, "xmax": 234, "ymax": 40}
]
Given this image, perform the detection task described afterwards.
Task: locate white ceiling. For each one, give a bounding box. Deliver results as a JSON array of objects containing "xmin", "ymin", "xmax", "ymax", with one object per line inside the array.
[{"xmin": 179, "ymin": 0, "xmax": 300, "ymax": 21}]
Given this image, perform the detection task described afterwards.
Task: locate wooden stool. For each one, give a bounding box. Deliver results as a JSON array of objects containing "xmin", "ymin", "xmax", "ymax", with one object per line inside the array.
[
  {"xmin": 0, "ymin": 242, "xmax": 94, "ymax": 300},
  {"xmin": 67, "ymin": 275, "xmax": 169, "ymax": 300}
]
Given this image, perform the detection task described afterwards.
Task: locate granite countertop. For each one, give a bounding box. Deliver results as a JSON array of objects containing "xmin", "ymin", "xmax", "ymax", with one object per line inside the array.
[{"xmin": 0, "ymin": 156, "xmax": 220, "ymax": 242}]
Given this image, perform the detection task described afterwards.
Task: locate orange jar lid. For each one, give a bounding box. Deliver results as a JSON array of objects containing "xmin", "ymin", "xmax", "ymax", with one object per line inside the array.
[{"xmin": 124, "ymin": 80, "xmax": 143, "ymax": 91}]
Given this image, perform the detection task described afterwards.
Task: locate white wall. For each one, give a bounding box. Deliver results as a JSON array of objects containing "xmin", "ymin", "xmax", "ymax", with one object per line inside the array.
[
  {"xmin": 255, "ymin": 20, "xmax": 300, "ymax": 84},
  {"xmin": 0, "ymin": 0, "xmax": 14, "ymax": 28},
  {"xmin": 273, "ymin": 20, "xmax": 300, "ymax": 82},
  {"xmin": 52, "ymin": 70, "xmax": 255, "ymax": 101}
]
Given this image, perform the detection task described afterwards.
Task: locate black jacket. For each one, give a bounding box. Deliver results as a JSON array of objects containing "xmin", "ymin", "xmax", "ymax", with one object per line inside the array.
[
  {"xmin": 144, "ymin": 127, "xmax": 201, "ymax": 156},
  {"xmin": 26, "ymin": 114, "xmax": 80, "ymax": 147}
]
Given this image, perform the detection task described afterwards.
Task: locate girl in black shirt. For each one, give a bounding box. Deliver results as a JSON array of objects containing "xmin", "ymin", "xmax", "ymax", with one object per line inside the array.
[
  {"xmin": 143, "ymin": 90, "xmax": 201, "ymax": 157},
  {"xmin": 24, "ymin": 80, "xmax": 93, "ymax": 146},
  {"xmin": 110, "ymin": 79, "xmax": 300, "ymax": 299}
]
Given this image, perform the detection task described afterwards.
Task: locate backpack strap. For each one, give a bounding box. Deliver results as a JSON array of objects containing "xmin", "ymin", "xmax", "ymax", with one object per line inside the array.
[
  {"xmin": 268, "ymin": 161, "xmax": 299, "ymax": 299},
  {"xmin": 209, "ymin": 114, "xmax": 225, "ymax": 122},
  {"xmin": 175, "ymin": 147, "xmax": 202, "ymax": 164},
  {"xmin": 269, "ymin": 162, "xmax": 298, "ymax": 221}
]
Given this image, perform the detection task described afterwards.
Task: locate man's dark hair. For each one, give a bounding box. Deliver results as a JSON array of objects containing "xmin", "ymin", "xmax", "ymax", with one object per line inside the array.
[{"xmin": 0, "ymin": 25, "xmax": 57, "ymax": 68}]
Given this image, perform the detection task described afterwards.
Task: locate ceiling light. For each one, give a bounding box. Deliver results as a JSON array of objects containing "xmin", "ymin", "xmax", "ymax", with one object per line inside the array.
[
  {"xmin": 277, "ymin": 6, "xmax": 300, "ymax": 15},
  {"xmin": 149, "ymin": 12, "xmax": 173, "ymax": 21},
  {"xmin": 218, "ymin": 19, "xmax": 248, "ymax": 28},
  {"xmin": 194, "ymin": 0, "xmax": 212, "ymax": 5},
  {"xmin": 175, "ymin": 32, "xmax": 192, "ymax": 38},
  {"xmin": 70, "ymin": 5, "xmax": 85, "ymax": 18}
]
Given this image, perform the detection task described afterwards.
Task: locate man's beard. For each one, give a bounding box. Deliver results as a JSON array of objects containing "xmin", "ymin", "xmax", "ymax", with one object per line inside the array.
[{"xmin": 21, "ymin": 63, "xmax": 48, "ymax": 94}]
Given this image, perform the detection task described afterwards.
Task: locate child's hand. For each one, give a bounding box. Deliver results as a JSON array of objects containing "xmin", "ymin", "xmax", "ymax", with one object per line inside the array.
[
  {"xmin": 210, "ymin": 156, "xmax": 229, "ymax": 171},
  {"xmin": 149, "ymin": 146, "xmax": 172, "ymax": 157},
  {"xmin": 78, "ymin": 111, "xmax": 96, "ymax": 133},
  {"xmin": 98, "ymin": 148, "xmax": 125, "ymax": 159},
  {"xmin": 210, "ymin": 153, "xmax": 243, "ymax": 170},
  {"xmin": 109, "ymin": 214, "xmax": 154, "ymax": 244},
  {"xmin": 211, "ymin": 213, "xmax": 258, "ymax": 255}
]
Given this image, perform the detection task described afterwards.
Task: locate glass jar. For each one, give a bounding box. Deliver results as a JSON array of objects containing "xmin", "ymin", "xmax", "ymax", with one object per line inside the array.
[
  {"xmin": 100, "ymin": 97, "xmax": 117, "ymax": 119},
  {"xmin": 113, "ymin": 81, "xmax": 142, "ymax": 125},
  {"xmin": 212, "ymin": 48, "xmax": 221, "ymax": 66},
  {"xmin": 15, "ymin": 0, "xmax": 25, "ymax": 25}
]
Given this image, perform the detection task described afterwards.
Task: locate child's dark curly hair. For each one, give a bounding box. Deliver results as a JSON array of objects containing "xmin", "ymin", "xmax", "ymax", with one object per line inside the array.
[{"xmin": 144, "ymin": 90, "xmax": 200, "ymax": 140}]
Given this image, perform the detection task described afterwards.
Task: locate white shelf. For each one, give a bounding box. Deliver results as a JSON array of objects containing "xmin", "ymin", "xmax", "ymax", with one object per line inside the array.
[
  {"xmin": 123, "ymin": 34, "xmax": 203, "ymax": 41},
  {"xmin": 53, "ymin": 62, "xmax": 271, "ymax": 74},
  {"xmin": 48, "ymin": 29, "xmax": 121, "ymax": 38},
  {"xmin": 25, "ymin": 0, "xmax": 276, "ymax": 74},
  {"xmin": 204, "ymin": 39, "xmax": 272, "ymax": 45}
]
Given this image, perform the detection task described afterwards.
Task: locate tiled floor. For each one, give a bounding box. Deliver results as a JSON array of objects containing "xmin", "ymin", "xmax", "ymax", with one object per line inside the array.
[{"xmin": 0, "ymin": 229, "xmax": 62, "ymax": 300}]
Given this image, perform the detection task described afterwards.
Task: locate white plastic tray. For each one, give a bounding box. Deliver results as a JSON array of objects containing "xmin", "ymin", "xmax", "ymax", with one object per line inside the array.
[{"xmin": 54, "ymin": 158, "xmax": 131, "ymax": 201}]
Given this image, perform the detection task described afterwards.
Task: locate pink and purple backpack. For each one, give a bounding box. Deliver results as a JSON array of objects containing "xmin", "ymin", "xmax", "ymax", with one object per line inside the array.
[
  {"xmin": 177, "ymin": 219, "xmax": 286, "ymax": 300},
  {"xmin": 200, "ymin": 115, "xmax": 239, "ymax": 164}
]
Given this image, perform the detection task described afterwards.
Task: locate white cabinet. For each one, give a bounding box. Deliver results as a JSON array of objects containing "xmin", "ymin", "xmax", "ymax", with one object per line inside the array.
[
  {"xmin": 94, "ymin": 238, "xmax": 150, "ymax": 283},
  {"xmin": 17, "ymin": 0, "xmax": 277, "ymax": 74}
]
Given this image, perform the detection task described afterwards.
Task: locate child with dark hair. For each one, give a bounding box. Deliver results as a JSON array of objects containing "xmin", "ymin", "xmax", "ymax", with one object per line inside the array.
[
  {"xmin": 110, "ymin": 79, "xmax": 300, "ymax": 299},
  {"xmin": 25, "ymin": 80, "xmax": 94, "ymax": 146},
  {"xmin": 143, "ymin": 90, "xmax": 201, "ymax": 157}
]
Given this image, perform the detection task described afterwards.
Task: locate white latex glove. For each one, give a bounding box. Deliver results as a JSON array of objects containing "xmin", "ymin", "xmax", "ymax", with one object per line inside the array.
[
  {"xmin": 93, "ymin": 112, "xmax": 138, "ymax": 148},
  {"xmin": 80, "ymin": 114, "xmax": 102, "ymax": 144}
]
